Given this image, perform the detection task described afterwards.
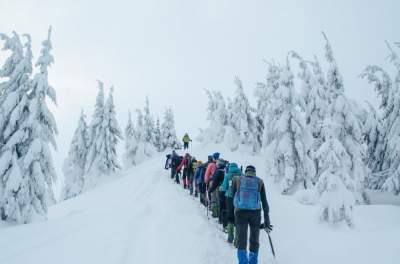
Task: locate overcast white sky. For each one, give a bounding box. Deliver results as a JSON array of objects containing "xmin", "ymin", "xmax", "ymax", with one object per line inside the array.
[{"xmin": 0, "ymin": 0, "xmax": 398, "ymax": 184}]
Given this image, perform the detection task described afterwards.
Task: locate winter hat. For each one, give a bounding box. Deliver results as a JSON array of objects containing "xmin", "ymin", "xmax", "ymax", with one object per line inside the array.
[
  {"xmin": 245, "ymin": 165, "xmax": 256, "ymax": 176},
  {"xmin": 213, "ymin": 152, "xmax": 220, "ymax": 160},
  {"xmin": 207, "ymin": 155, "xmax": 213, "ymax": 162}
]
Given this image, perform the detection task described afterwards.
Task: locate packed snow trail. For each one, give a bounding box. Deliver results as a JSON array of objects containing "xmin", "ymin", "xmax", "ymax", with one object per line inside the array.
[{"xmin": 1, "ymin": 145, "xmax": 400, "ymax": 264}]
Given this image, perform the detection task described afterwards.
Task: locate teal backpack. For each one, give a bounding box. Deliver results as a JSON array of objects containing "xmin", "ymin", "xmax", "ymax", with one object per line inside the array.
[{"xmin": 234, "ymin": 176, "xmax": 261, "ymax": 210}]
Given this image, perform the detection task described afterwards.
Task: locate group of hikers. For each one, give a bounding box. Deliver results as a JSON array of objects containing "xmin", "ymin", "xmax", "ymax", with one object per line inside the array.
[{"xmin": 164, "ymin": 146, "xmax": 273, "ymax": 264}]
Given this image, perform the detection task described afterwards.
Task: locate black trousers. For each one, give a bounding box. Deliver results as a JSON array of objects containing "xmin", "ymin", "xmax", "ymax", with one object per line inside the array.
[
  {"xmin": 226, "ymin": 197, "xmax": 235, "ymax": 224},
  {"xmin": 218, "ymin": 191, "xmax": 227, "ymax": 227},
  {"xmin": 171, "ymin": 167, "xmax": 176, "ymax": 179},
  {"xmin": 184, "ymin": 142, "xmax": 189, "ymax": 149},
  {"xmin": 235, "ymin": 210, "xmax": 261, "ymax": 252}
]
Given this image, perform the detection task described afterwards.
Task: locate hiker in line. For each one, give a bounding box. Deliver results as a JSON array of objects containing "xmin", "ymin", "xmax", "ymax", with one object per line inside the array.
[
  {"xmin": 182, "ymin": 133, "xmax": 192, "ymax": 150},
  {"xmin": 198, "ymin": 155, "xmax": 212, "ymax": 206},
  {"xmin": 188, "ymin": 156, "xmax": 197, "ymax": 195},
  {"xmin": 193, "ymin": 160, "xmax": 203, "ymax": 198},
  {"xmin": 232, "ymin": 165, "xmax": 272, "ymax": 264},
  {"xmin": 222, "ymin": 163, "xmax": 242, "ymax": 244},
  {"xmin": 204, "ymin": 152, "xmax": 219, "ymax": 209},
  {"xmin": 177, "ymin": 153, "xmax": 192, "ymax": 189},
  {"xmin": 170, "ymin": 150, "xmax": 181, "ymax": 182},
  {"xmin": 208, "ymin": 158, "xmax": 228, "ymax": 226}
]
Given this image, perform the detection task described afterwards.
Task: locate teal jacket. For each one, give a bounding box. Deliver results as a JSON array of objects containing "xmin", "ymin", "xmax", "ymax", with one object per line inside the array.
[{"xmin": 222, "ymin": 163, "xmax": 242, "ymax": 198}]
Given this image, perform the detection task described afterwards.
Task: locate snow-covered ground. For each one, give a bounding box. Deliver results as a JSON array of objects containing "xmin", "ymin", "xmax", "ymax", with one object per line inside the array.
[{"xmin": 1, "ymin": 144, "xmax": 399, "ymax": 264}]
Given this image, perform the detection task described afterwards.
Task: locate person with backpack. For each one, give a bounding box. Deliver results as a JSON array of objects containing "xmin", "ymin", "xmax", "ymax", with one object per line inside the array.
[
  {"xmin": 187, "ymin": 157, "xmax": 197, "ymax": 195},
  {"xmin": 221, "ymin": 163, "xmax": 242, "ymax": 244},
  {"xmin": 198, "ymin": 155, "xmax": 212, "ymax": 206},
  {"xmin": 177, "ymin": 153, "xmax": 192, "ymax": 189},
  {"xmin": 193, "ymin": 160, "xmax": 203, "ymax": 198},
  {"xmin": 231, "ymin": 165, "xmax": 272, "ymax": 264},
  {"xmin": 208, "ymin": 158, "xmax": 228, "ymax": 226},
  {"xmin": 182, "ymin": 133, "xmax": 192, "ymax": 150},
  {"xmin": 170, "ymin": 150, "xmax": 181, "ymax": 182}
]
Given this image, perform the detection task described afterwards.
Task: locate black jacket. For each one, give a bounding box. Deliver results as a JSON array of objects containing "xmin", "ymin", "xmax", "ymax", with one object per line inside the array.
[{"xmin": 208, "ymin": 168, "xmax": 225, "ymax": 193}]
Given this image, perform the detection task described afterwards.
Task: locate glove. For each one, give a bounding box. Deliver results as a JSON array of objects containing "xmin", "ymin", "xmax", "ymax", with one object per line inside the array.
[
  {"xmin": 260, "ymin": 223, "xmax": 273, "ymax": 233},
  {"xmin": 260, "ymin": 214, "xmax": 273, "ymax": 232}
]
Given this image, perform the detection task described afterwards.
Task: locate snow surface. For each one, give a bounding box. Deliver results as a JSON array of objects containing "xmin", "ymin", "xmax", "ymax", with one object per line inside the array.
[{"xmin": 1, "ymin": 144, "xmax": 399, "ymax": 264}]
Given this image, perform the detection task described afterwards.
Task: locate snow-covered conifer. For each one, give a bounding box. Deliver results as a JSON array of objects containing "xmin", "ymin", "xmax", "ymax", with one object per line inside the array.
[
  {"xmin": 123, "ymin": 111, "xmax": 138, "ymax": 168},
  {"xmin": 85, "ymin": 81, "xmax": 105, "ymax": 173},
  {"xmin": 23, "ymin": 26, "xmax": 58, "ymax": 209},
  {"xmin": 230, "ymin": 77, "xmax": 257, "ymax": 151},
  {"xmin": 264, "ymin": 63, "xmax": 315, "ymax": 194},
  {"xmin": 161, "ymin": 108, "xmax": 181, "ymax": 150},
  {"xmin": 142, "ymin": 97, "xmax": 155, "ymax": 145},
  {"xmin": 153, "ymin": 117, "xmax": 162, "ymax": 152},
  {"xmin": 2, "ymin": 27, "xmax": 58, "ymax": 223},
  {"xmin": 321, "ymin": 32, "xmax": 368, "ymax": 203},
  {"xmin": 96, "ymin": 87, "xmax": 123, "ymax": 174},
  {"xmin": 0, "ymin": 31, "xmax": 33, "ymax": 222},
  {"xmin": 316, "ymin": 119, "xmax": 355, "ymax": 226},
  {"xmin": 361, "ymin": 41, "xmax": 400, "ymax": 193},
  {"xmin": 61, "ymin": 110, "xmax": 89, "ymax": 200}
]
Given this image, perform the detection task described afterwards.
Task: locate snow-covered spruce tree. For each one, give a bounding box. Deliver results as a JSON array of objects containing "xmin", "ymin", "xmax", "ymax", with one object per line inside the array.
[
  {"xmin": 321, "ymin": 32, "xmax": 368, "ymax": 203},
  {"xmin": 254, "ymin": 76, "xmax": 273, "ymax": 151},
  {"xmin": 23, "ymin": 26, "xmax": 58, "ymax": 209},
  {"xmin": 0, "ymin": 32, "xmax": 33, "ymax": 222},
  {"xmin": 123, "ymin": 111, "xmax": 138, "ymax": 168},
  {"xmin": 85, "ymin": 80, "xmax": 105, "ymax": 173},
  {"xmin": 96, "ymin": 87, "xmax": 123, "ymax": 174},
  {"xmin": 61, "ymin": 110, "xmax": 89, "ymax": 200},
  {"xmin": 361, "ymin": 102, "xmax": 384, "ymax": 189},
  {"xmin": 361, "ymin": 41, "xmax": 400, "ymax": 193},
  {"xmin": 289, "ymin": 52, "xmax": 328, "ymax": 180},
  {"xmin": 315, "ymin": 119, "xmax": 355, "ymax": 226},
  {"xmin": 2, "ymin": 27, "xmax": 59, "ymax": 223},
  {"xmin": 230, "ymin": 77, "xmax": 257, "ymax": 152},
  {"xmin": 264, "ymin": 62, "xmax": 315, "ymax": 194},
  {"xmin": 198, "ymin": 89, "xmax": 229, "ymax": 145},
  {"xmin": 143, "ymin": 97, "xmax": 156, "ymax": 147},
  {"xmin": 153, "ymin": 117, "xmax": 162, "ymax": 152},
  {"xmin": 260, "ymin": 62, "xmax": 282, "ymax": 147},
  {"xmin": 161, "ymin": 108, "xmax": 181, "ymax": 150},
  {"xmin": 134, "ymin": 107, "xmax": 156, "ymax": 164}
]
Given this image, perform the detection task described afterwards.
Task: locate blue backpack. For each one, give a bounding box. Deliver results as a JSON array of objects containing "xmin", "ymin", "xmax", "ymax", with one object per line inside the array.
[{"xmin": 234, "ymin": 176, "xmax": 261, "ymax": 210}]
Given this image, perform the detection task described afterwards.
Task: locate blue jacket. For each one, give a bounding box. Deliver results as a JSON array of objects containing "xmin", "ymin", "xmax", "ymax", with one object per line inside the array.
[
  {"xmin": 194, "ymin": 166, "xmax": 204, "ymax": 184},
  {"xmin": 222, "ymin": 163, "xmax": 242, "ymax": 198}
]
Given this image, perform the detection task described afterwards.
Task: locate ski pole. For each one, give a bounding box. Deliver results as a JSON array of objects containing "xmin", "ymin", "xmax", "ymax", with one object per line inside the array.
[
  {"xmin": 266, "ymin": 230, "xmax": 276, "ymax": 258},
  {"xmin": 206, "ymin": 187, "xmax": 210, "ymax": 219}
]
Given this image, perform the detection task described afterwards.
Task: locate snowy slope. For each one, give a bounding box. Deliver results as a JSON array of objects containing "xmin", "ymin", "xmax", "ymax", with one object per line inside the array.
[{"xmin": 1, "ymin": 144, "xmax": 400, "ymax": 264}]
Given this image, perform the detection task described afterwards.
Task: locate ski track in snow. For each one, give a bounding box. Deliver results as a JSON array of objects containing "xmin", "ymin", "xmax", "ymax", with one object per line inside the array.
[{"xmin": 0, "ymin": 145, "xmax": 400, "ymax": 264}]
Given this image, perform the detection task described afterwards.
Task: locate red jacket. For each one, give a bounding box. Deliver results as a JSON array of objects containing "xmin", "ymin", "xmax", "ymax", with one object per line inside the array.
[
  {"xmin": 204, "ymin": 162, "xmax": 216, "ymax": 184},
  {"xmin": 177, "ymin": 155, "xmax": 190, "ymax": 172}
]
